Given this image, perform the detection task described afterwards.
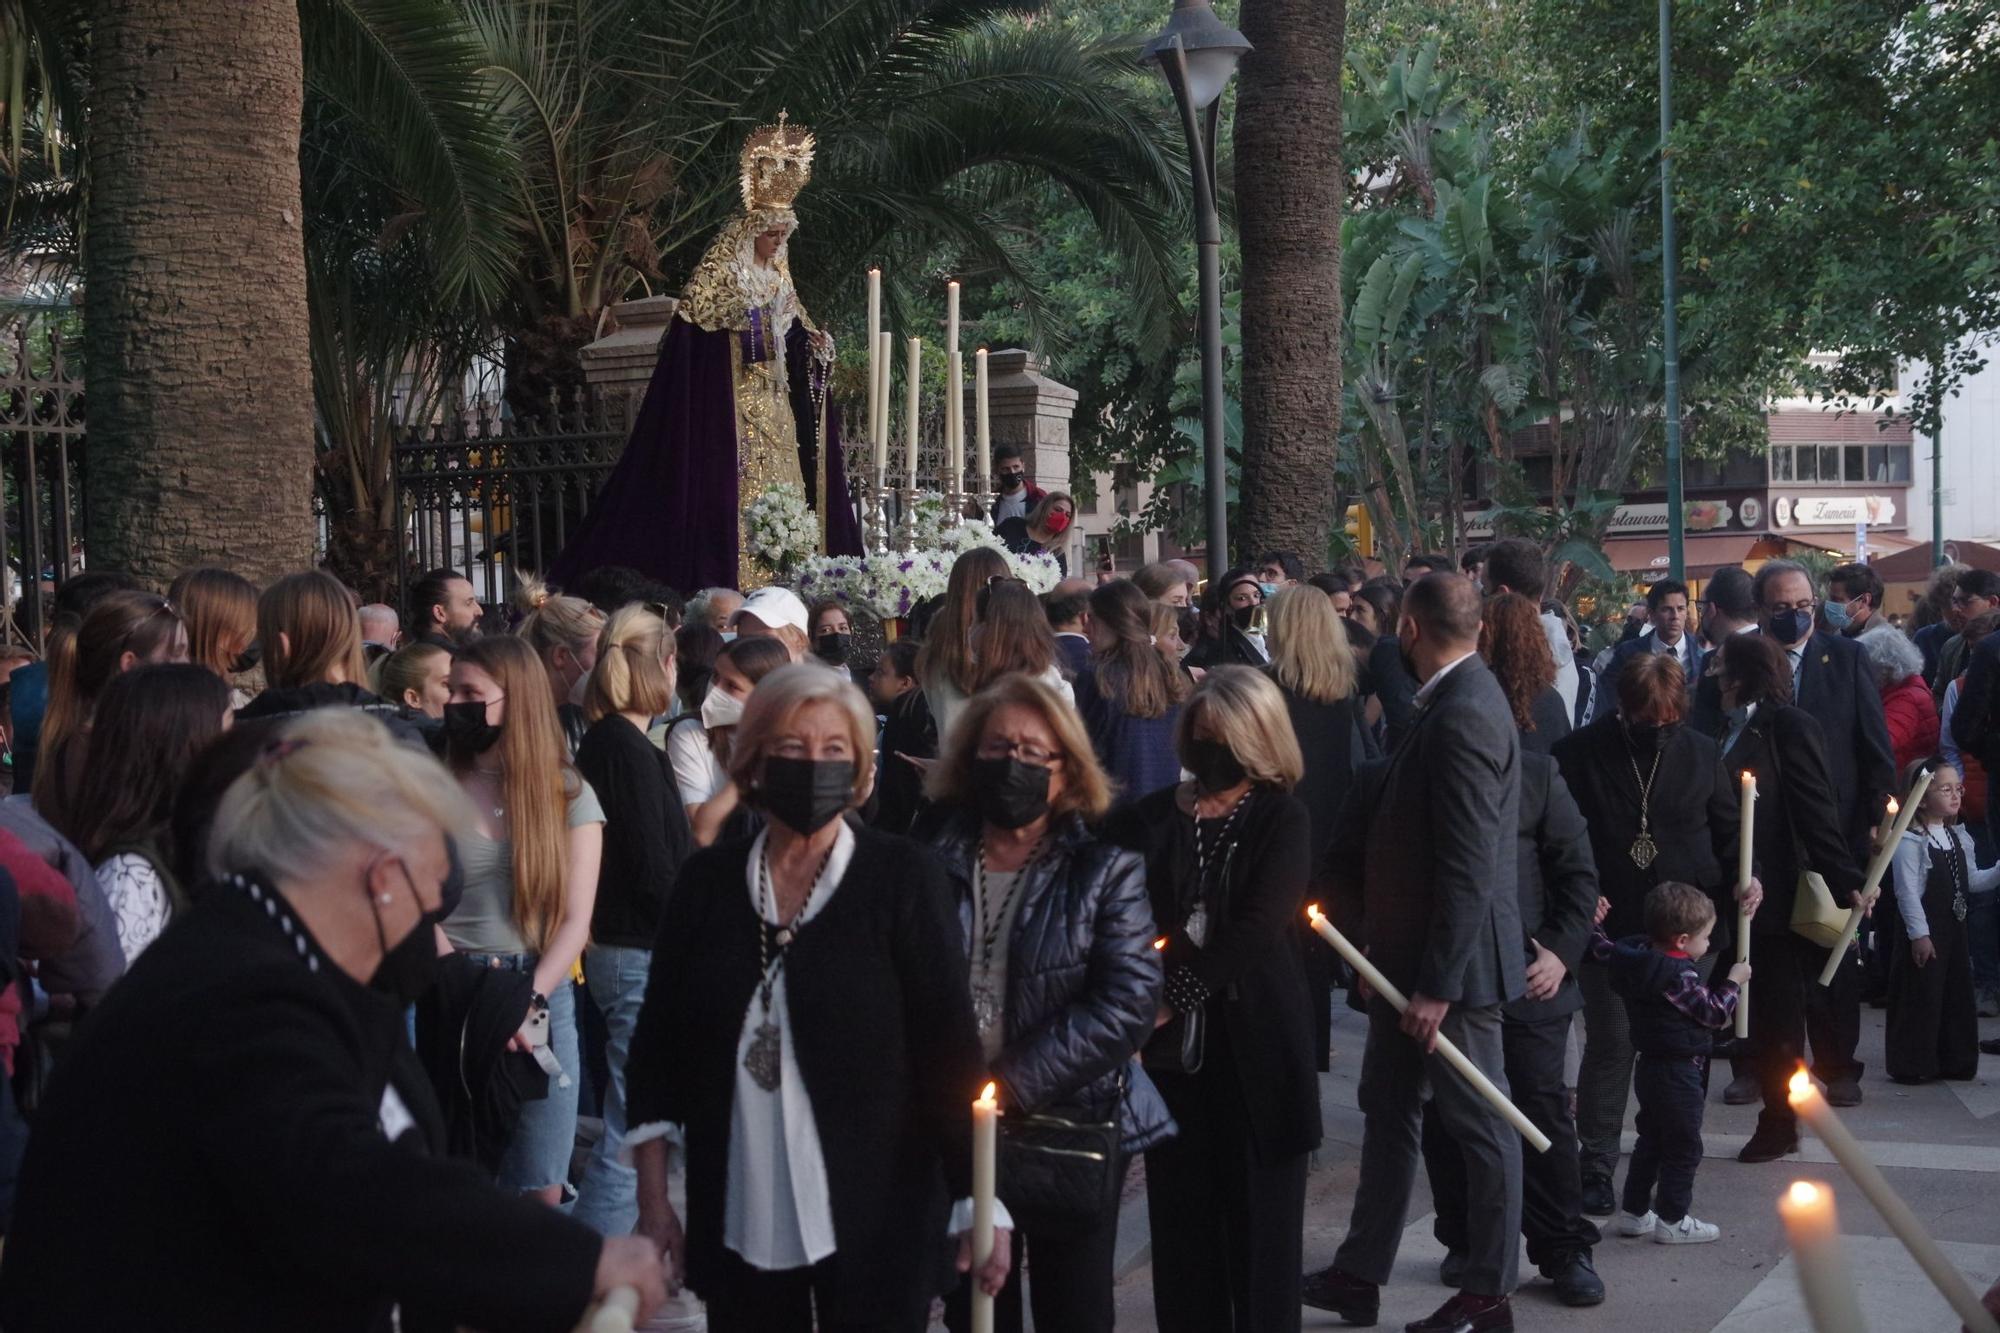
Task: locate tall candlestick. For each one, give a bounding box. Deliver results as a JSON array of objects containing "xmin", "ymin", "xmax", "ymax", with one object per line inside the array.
[
  {"xmin": 947, "ymin": 279, "xmax": 960, "ymax": 354},
  {"xmin": 872, "ymin": 331, "xmax": 892, "ymax": 478},
  {"xmin": 948, "ymin": 349, "xmax": 965, "ymax": 506},
  {"xmin": 866, "ymin": 268, "xmax": 881, "ymax": 451},
  {"xmin": 1789, "ymin": 1068, "xmax": 1999, "ymax": 1333},
  {"xmin": 1738, "ymin": 770, "xmax": 1756, "ymax": 1038},
  {"xmin": 1820, "ymin": 773, "xmax": 1931, "ymax": 986},
  {"xmin": 905, "ymin": 336, "xmax": 922, "ymax": 492},
  {"xmin": 1778, "ymin": 1180, "xmax": 1868, "ymax": 1333},
  {"xmin": 971, "ymin": 1081, "xmax": 998, "ymax": 1333},
  {"xmin": 1307, "ymin": 905, "xmax": 1552, "ymax": 1152},
  {"xmin": 975, "ymin": 347, "xmax": 991, "ymax": 507}
]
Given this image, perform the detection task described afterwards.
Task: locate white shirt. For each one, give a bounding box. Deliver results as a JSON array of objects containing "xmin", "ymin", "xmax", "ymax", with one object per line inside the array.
[
  {"xmin": 993, "ymin": 489, "xmax": 1031, "ymax": 523},
  {"xmin": 929, "ymin": 664, "xmax": 1075, "ymax": 751},
  {"xmin": 1892, "ymin": 824, "xmax": 2000, "ymax": 941},
  {"xmin": 1941, "ymin": 679, "xmax": 1966, "ymax": 772},
  {"xmin": 99, "ymin": 852, "xmax": 170, "ymax": 965},
  {"xmin": 667, "ymin": 719, "xmax": 728, "ymax": 807},
  {"xmin": 1648, "ymin": 628, "xmax": 1700, "ymax": 678},
  {"xmin": 1540, "ymin": 611, "xmax": 1579, "ymax": 718},
  {"xmin": 1413, "ymin": 650, "xmax": 1478, "ymax": 708},
  {"xmin": 1722, "ymin": 700, "xmax": 1759, "ymax": 757}
]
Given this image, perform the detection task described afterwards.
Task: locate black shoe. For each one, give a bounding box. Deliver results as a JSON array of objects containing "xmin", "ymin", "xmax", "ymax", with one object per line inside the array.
[
  {"xmin": 1722, "ymin": 1073, "xmax": 1761, "ymax": 1105},
  {"xmin": 1405, "ymin": 1292, "xmax": 1513, "ymax": 1333},
  {"xmin": 1980, "ymin": 1037, "xmax": 2000, "ymax": 1056},
  {"xmin": 1580, "ymin": 1173, "xmax": 1616, "ymax": 1217},
  {"xmin": 1543, "ymin": 1251, "xmax": 1606, "ymax": 1307},
  {"xmin": 1439, "ymin": 1250, "xmax": 1466, "ymax": 1287},
  {"xmin": 1738, "ymin": 1122, "xmax": 1801, "ymax": 1163},
  {"xmin": 1824, "ymin": 1074, "xmax": 1864, "ymax": 1107},
  {"xmin": 1302, "ymin": 1265, "xmax": 1380, "ymax": 1325}
]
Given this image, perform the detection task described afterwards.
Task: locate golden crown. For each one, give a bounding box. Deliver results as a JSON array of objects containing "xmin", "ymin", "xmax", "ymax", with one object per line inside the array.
[{"xmin": 740, "ymin": 112, "xmax": 816, "ymax": 213}]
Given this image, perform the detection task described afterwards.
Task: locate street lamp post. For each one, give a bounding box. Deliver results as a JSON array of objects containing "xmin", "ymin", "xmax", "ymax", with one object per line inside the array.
[
  {"xmin": 1659, "ymin": 0, "xmax": 1686, "ymax": 584},
  {"xmin": 1145, "ymin": 0, "xmax": 1250, "ymax": 584}
]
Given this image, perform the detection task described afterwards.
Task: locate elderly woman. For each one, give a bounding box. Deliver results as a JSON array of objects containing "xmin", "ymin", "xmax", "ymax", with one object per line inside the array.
[
  {"xmin": 1551, "ymin": 653, "xmax": 1759, "ymax": 1214},
  {"xmin": 1860, "ymin": 623, "xmax": 1940, "ymax": 773},
  {"xmin": 0, "ymin": 709, "xmax": 666, "ymax": 1331},
  {"xmin": 1106, "ymin": 666, "xmax": 1320, "ymax": 1333},
  {"xmin": 924, "ymin": 674, "xmax": 1172, "ymax": 1333},
  {"xmin": 626, "ymin": 664, "xmax": 1007, "ymax": 1331}
]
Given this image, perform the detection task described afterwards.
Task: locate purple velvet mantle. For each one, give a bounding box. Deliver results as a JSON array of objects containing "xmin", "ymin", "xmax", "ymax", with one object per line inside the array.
[{"xmin": 549, "ymin": 315, "xmax": 862, "ymax": 595}]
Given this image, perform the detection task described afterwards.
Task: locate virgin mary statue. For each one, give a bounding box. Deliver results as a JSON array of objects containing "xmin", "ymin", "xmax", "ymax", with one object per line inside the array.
[{"xmin": 549, "ymin": 115, "xmax": 862, "ymax": 593}]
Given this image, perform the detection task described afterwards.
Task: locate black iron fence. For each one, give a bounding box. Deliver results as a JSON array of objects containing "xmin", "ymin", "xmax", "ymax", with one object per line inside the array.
[{"xmin": 0, "ymin": 321, "xmax": 86, "ymax": 648}]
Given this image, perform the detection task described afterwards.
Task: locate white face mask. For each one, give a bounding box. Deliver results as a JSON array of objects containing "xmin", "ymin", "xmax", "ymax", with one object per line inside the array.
[{"xmin": 700, "ymin": 684, "xmax": 745, "ymax": 729}]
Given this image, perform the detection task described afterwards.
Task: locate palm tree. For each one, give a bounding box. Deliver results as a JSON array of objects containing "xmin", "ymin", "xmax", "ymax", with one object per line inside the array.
[{"xmin": 1233, "ymin": 0, "xmax": 1344, "ymax": 571}]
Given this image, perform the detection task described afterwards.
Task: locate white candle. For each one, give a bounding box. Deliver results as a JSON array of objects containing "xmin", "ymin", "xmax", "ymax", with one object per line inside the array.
[
  {"xmin": 1789, "ymin": 1068, "xmax": 1999, "ymax": 1333},
  {"xmin": 584, "ymin": 1284, "xmax": 640, "ymax": 1333},
  {"xmin": 971, "ymin": 1081, "xmax": 998, "ymax": 1333},
  {"xmin": 872, "ymin": 332, "xmax": 892, "ymax": 477},
  {"xmin": 905, "ymin": 336, "xmax": 922, "ymax": 491},
  {"xmin": 975, "ymin": 347, "xmax": 991, "ymax": 497},
  {"xmin": 1306, "ymin": 905, "xmax": 1552, "ymax": 1153},
  {"xmin": 1738, "ymin": 771, "xmax": 1755, "ymax": 1039},
  {"xmin": 1820, "ymin": 773, "xmax": 1930, "ymax": 986},
  {"xmin": 866, "ymin": 268, "xmax": 881, "ymax": 453},
  {"xmin": 948, "ymin": 349, "xmax": 965, "ymax": 501},
  {"xmin": 946, "ymin": 279, "xmax": 960, "ymax": 353},
  {"xmin": 1778, "ymin": 1180, "xmax": 1868, "ymax": 1333}
]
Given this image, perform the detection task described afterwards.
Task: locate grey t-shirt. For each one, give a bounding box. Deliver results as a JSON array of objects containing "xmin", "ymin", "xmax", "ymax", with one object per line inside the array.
[{"xmin": 444, "ymin": 779, "xmax": 605, "ymax": 955}]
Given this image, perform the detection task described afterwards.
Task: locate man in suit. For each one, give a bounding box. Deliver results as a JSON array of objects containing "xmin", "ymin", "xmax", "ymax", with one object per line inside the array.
[
  {"xmin": 1689, "ymin": 565, "xmax": 1759, "ymax": 736},
  {"xmin": 1420, "ymin": 751, "xmax": 1604, "ymax": 1307},
  {"xmin": 1591, "ymin": 578, "xmax": 1700, "ymax": 722},
  {"xmin": 1303, "ymin": 573, "xmax": 1525, "ymax": 1333},
  {"xmin": 1041, "ymin": 580, "xmax": 1094, "ymax": 679}
]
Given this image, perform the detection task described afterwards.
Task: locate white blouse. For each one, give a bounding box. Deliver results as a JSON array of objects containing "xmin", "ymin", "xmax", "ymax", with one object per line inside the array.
[
  {"xmin": 99, "ymin": 852, "xmax": 170, "ymax": 965},
  {"xmin": 1891, "ymin": 824, "xmax": 2000, "ymax": 941},
  {"xmin": 928, "ymin": 664, "xmax": 1075, "ymax": 750},
  {"xmin": 667, "ymin": 720, "xmax": 728, "ymax": 808}
]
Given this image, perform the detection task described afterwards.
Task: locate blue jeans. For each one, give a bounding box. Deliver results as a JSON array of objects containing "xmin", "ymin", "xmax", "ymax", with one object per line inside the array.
[
  {"xmin": 1623, "ymin": 1052, "xmax": 1707, "ymax": 1225},
  {"xmin": 571, "ymin": 943, "xmax": 651, "ymax": 1235},
  {"xmin": 463, "ymin": 951, "xmax": 579, "ymax": 1195}
]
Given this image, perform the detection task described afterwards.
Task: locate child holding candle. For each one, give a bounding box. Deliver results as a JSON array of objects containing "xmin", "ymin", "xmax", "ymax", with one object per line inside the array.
[
  {"xmin": 1585, "ymin": 882, "xmax": 1749, "ymax": 1245},
  {"xmin": 1886, "ymin": 760, "xmax": 1997, "ymax": 1082}
]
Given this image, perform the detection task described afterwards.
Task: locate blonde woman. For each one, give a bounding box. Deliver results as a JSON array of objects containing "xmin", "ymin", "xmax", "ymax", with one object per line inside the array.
[
  {"xmin": 0, "ymin": 708, "xmax": 666, "ymax": 1330},
  {"xmin": 626, "ymin": 665, "xmax": 1006, "ymax": 1331},
  {"xmin": 572, "ymin": 607, "xmax": 691, "ymax": 1235},
  {"xmin": 515, "ymin": 575, "xmax": 608, "ymax": 753},
  {"xmin": 1104, "ymin": 666, "xmax": 1319, "ymax": 1333},
  {"xmin": 374, "ymin": 642, "xmax": 452, "ymax": 721},
  {"xmin": 998, "ymin": 491, "xmax": 1076, "ymax": 575},
  {"xmin": 441, "ymin": 635, "xmax": 605, "ymax": 1204}
]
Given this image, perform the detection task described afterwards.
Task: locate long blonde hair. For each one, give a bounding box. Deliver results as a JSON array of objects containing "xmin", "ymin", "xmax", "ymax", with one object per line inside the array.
[
  {"xmin": 514, "ymin": 575, "xmax": 606, "ymax": 679},
  {"xmin": 584, "ymin": 605, "xmax": 673, "ymax": 722},
  {"xmin": 1266, "ymin": 584, "xmax": 1357, "ymax": 705},
  {"xmin": 260, "ymin": 571, "xmax": 367, "ymax": 690},
  {"xmin": 448, "ymin": 636, "xmax": 578, "ymax": 952},
  {"xmin": 1176, "ymin": 665, "xmax": 1305, "ymax": 790},
  {"xmin": 916, "ymin": 547, "xmax": 1011, "ymax": 695}
]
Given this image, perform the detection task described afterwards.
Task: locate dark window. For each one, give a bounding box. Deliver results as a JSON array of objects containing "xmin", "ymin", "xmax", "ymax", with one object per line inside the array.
[
  {"xmin": 1771, "ymin": 445, "xmax": 1795, "ymax": 482},
  {"xmin": 1844, "ymin": 445, "xmax": 1865, "ymax": 482},
  {"xmin": 1819, "ymin": 444, "xmax": 1843, "ymax": 481}
]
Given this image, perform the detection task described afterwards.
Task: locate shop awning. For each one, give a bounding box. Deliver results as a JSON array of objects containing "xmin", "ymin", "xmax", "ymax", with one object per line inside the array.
[{"xmin": 1601, "ymin": 533, "xmax": 1763, "ymax": 575}]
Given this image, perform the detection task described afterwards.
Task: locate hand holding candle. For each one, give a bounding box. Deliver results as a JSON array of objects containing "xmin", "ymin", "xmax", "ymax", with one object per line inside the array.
[
  {"xmin": 1306, "ymin": 905, "xmax": 1552, "ymax": 1153},
  {"xmin": 970, "ymin": 1081, "xmax": 998, "ymax": 1333},
  {"xmin": 1778, "ymin": 1180, "xmax": 1868, "ymax": 1333},
  {"xmin": 1789, "ymin": 1067, "xmax": 2000, "ymax": 1333},
  {"xmin": 1820, "ymin": 774, "xmax": 1931, "ymax": 987},
  {"xmin": 1738, "ymin": 770, "xmax": 1756, "ymax": 1038}
]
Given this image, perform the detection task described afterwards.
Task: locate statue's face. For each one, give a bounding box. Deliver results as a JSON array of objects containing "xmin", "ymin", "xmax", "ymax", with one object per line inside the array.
[{"xmin": 754, "ymin": 227, "xmax": 788, "ymax": 262}]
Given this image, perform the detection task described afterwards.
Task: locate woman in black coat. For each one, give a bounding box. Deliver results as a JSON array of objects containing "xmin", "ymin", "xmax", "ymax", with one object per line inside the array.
[
  {"xmin": 627, "ymin": 665, "xmax": 1004, "ymax": 1332},
  {"xmin": 1186, "ymin": 568, "xmax": 1271, "ymax": 670},
  {"xmin": 0, "ymin": 709, "xmax": 665, "ymax": 1333},
  {"xmin": 1551, "ymin": 650, "xmax": 1756, "ymax": 1208},
  {"xmin": 1712, "ymin": 632, "xmax": 1865, "ymax": 1162},
  {"xmin": 1104, "ymin": 666, "xmax": 1321, "ymax": 1333},
  {"xmin": 923, "ymin": 673, "xmax": 1172, "ymax": 1333}
]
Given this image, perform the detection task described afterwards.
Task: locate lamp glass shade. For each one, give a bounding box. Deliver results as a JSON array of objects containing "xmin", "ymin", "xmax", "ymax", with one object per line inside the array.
[
  {"xmin": 1142, "ymin": 3, "xmax": 1251, "ymax": 111},
  {"xmin": 1181, "ymin": 45, "xmax": 1244, "ymax": 109}
]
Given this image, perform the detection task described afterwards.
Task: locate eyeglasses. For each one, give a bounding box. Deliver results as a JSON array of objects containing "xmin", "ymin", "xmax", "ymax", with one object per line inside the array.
[
  {"xmin": 1930, "ymin": 783, "xmax": 1965, "ymax": 797},
  {"xmin": 978, "ymin": 738, "xmax": 1061, "ymax": 767}
]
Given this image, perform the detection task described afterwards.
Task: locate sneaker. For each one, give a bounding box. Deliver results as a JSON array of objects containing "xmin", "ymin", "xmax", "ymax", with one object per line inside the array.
[
  {"xmin": 1616, "ymin": 1210, "xmax": 1657, "ymax": 1237},
  {"xmin": 1581, "ymin": 1174, "xmax": 1616, "ymax": 1217},
  {"xmin": 1722, "ymin": 1073, "xmax": 1761, "ymax": 1105},
  {"xmin": 1653, "ymin": 1214, "xmax": 1721, "ymax": 1244}
]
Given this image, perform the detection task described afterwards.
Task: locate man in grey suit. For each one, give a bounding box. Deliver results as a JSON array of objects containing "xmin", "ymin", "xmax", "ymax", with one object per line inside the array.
[{"xmin": 1303, "ymin": 573, "xmax": 1526, "ymax": 1333}]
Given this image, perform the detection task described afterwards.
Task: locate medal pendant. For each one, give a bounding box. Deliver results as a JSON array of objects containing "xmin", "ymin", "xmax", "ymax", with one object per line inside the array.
[
  {"xmin": 1185, "ymin": 906, "xmax": 1210, "ymax": 949},
  {"xmin": 1955, "ymin": 892, "xmax": 1969, "ymax": 922},
  {"xmin": 971, "ymin": 976, "xmax": 1004, "ymax": 1039},
  {"xmin": 744, "ymin": 1020, "xmax": 783, "ymax": 1091},
  {"xmin": 1630, "ymin": 834, "xmax": 1658, "ymax": 870}
]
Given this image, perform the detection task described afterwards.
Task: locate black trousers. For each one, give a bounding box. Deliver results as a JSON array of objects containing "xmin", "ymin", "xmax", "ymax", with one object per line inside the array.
[
  {"xmin": 1887, "ymin": 904, "xmax": 1979, "ymax": 1082},
  {"xmin": 703, "ymin": 1251, "xmax": 930, "ymax": 1333},
  {"xmin": 942, "ymin": 1159, "xmax": 1130, "ymax": 1333},
  {"xmin": 1145, "ymin": 1030, "xmax": 1308, "ymax": 1333},
  {"xmin": 1752, "ymin": 929, "xmax": 1863, "ymax": 1128},
  {"xmin": 1622, "ymin": 1053, "xmax": 1708, "ymax": 1224},
  {"xmin": 1422, "ymin": 1011, "xmax": 1599, "ymax": 1270}
]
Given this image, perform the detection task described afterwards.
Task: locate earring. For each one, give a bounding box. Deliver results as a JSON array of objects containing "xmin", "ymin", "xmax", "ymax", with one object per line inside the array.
[{"xmin": 378, "ymin": 893, "xmax": 394, "ymax": 905}]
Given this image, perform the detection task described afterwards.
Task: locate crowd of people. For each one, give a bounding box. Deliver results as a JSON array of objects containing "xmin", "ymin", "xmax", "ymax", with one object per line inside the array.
[{"xmin": 0, "ymin": 517, "xmax": 1991, "ymax": 1333}]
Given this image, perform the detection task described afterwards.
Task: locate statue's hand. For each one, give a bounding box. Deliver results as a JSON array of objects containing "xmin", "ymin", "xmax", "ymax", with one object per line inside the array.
[{"xmin": 809, "ymin": 328, "xmax": 834, "ymax": 359}]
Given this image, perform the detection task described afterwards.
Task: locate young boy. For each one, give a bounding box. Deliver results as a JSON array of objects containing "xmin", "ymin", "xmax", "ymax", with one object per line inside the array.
[{"xmin": 1586, "ymin": 881, "xmax": 1750, "ymax": 1244}]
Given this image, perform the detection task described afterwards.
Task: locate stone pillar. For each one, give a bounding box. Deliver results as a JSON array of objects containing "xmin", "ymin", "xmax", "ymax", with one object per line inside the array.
[{"xmin": 579, "ymin": 294, "xmax": 678, "ymax": 417}]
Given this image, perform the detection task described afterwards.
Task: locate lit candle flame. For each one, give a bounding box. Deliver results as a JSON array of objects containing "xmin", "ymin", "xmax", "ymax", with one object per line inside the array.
[
  {"xmin": 1789, "ymin": 1066, "xmax": 1814, "ymax": 1101},
  {"xmin": 976, "ymin": 1081, "xmax": 997, "ymax": 1109},
  {"xmin": 1887, "ymin": 798, "xmax": 1899, "ymax": 817},
  {"xmin": 1742, "ymin": 771, "xmax": 1755, "ymax": 784},
  {"xmin": 1788, "ymin": 1180, "xmax": 1823, "ymax": 1207},
  {"xmin": 1152, "ymin": 937, "xmax": 1167, "ymax": 952},
  {"xmin": 1306, "ymin": 903, "xmax": 1324, "ymax": 924}
]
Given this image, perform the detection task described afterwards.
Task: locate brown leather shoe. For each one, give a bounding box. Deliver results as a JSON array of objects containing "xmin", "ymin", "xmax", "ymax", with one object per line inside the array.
[
  {"xmin": 1405, "ymin": 1292, "xmax": 1513, "ymax": 1333},
  {"xmin": 1301, "ymin": 1265, "xmax": 1380, "ymax": 1325}
]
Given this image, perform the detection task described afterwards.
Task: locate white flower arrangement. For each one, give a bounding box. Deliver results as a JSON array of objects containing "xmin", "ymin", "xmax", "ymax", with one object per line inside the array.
[
  {"xmin": 790, "ymin": 496, "xmax": 1065, "ymax": 621},
  {"xmin": 743, "ymin": 483, "xmax": 819, "ymax": 576},
  {"xmin": 1007, "ymin": 549, "xmax": 1064, "ymax": 594}
]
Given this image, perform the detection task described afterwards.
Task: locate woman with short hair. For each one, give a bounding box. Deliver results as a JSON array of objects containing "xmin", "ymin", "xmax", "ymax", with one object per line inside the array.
[
  {"xmin": 1105, "ymin": 666, "xmax": 1320, "ymax": 1332},
  {"xmin": 924, "ymin": 673, "xmax": 1171, "ymax": 1333},
  {"xmin": 1076, "ymin": 580, "xmax": 1189, "ymax": 801},
  {"xmin": 627, "ymin": 665, "xmax": 1007, "ymax": 1331}
]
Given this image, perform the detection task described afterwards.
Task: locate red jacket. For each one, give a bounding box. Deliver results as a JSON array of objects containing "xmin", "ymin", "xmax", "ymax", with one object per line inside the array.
[
  {"xmin": 1882, "ymin": 673, "xmax": 1941, "ymax": 777},
  {"xmin": 0, "ymin": 826, "xmax": 80, "ymax": 1075}
]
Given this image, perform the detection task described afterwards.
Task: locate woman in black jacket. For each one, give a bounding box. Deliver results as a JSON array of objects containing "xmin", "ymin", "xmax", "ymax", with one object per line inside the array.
[
  {"xmin": 1712, "ymin": 632, "xmax": 1866, "ymax": 1162},
  {"xmin": 923, "ymin": 673, "xmax": 1171, "ymax": 1333},
  {"xmin": 627, "ymin": 664, "xmax": 1007, "ymax": 1331},
  {"xmin": 571, "ymin": 606, "xmax": 692, "ymax": 1236},
  {"xmin": 1185, "ymin": 568, "xmax": 1270, "ymax": 670},
  {"xmin": 0, "ymin": 708, "xmax": 666, "ymax": 1332},
  {"xmin": 1551, "ymin": 651, "xmax": 1757, "ymax": 1211},
  {"xmin": 1104, "ymin": 666, "xmax": 1321, "ymax": 1333}
]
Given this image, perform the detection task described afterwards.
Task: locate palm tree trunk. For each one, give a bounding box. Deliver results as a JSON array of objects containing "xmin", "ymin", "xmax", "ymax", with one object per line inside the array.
[
  {"xmin": 84, "ymin": 0, "xmax": 315, "ymax": 587},
  {"xmin": 1233, "ymin": 0, "xmax": 1344, "ymax": 572}
]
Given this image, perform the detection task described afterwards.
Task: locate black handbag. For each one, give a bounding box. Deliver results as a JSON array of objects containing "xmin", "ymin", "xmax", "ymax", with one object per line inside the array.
[
  {"xmin": 1142, "ymin": 1003, "xmax": 1204, "ymax": 1074},
  {"xmin": 997, "ymin": 1070, "xmax": 1126, "ymax": 1227}
]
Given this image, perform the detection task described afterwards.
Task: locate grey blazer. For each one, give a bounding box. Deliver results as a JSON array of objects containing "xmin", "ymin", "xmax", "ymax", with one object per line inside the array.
[
  {"xmin": 1506, "ymin": 753, "xmax": 1597, "ymax": 1024},
  {"xmin": 1333, "ymin": 657, "xmax": 1526, "ymax": 1009}
]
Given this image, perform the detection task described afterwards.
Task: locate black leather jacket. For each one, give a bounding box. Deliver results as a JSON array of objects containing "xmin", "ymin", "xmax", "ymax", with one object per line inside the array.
[{"xmin": 926, "ymin": 810, "xmax": 1175, "ymax": 1154}]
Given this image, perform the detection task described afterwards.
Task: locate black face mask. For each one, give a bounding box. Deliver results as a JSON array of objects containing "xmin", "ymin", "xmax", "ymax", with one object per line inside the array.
[
  {"xmin": 998, "ymin": 471, "xmax": 1025, "ymax": 493},
  {"xmin": 442, "ymin": 700, "xmax": 503, "ymax": 756},
  {"xmin": 370, "ymin": 862, "xmax": 445, "ymax": 1003},
  {"xmin": 1230, "ymin": 602, "xmax": 1259, "ymax": 630},
  {"xmin": 1185, "ymin": 738, "xmax": 1247, "ymax": 793},
  {"xmin": 971, "ymin": 756, "xmax": 1052, "ymax": 829},
  {"xmin": 1624, "ymin": 720, "xmax": 1678, "ymax": 751},
  {"xmin": 230, "ymin": 641, "xmax": 263, "ymax": 674},
  {"xmin": 757, "ymin": 756, "xmax": 854, "ymax": 835},
  {"xmin": 814, "ymin": 632, "xmax": 852, "ymax": 666}
]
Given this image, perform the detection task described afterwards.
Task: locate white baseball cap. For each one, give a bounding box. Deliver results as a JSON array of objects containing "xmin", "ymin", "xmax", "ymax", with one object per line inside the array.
[{"xmin": 732, "ymin": 585, "xmax": 810, "ymax": 635}]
